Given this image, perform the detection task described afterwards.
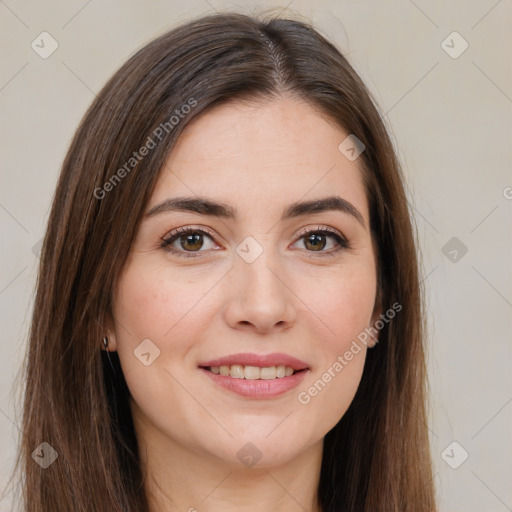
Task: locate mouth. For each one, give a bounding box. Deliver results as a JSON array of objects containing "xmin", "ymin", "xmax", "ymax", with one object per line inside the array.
[
  {"xmin": 197, "ymin": 353, "xmax": 311, "ymax": 399},
  {"xmin": 200, "ymin": 364, "xmax": 306, "ymax": 380}
]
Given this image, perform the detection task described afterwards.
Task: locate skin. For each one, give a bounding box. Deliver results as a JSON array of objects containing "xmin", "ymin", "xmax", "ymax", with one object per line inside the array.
[{"xmin": 107, "ymin": 95, "xmax": 381, "ymax": 512}]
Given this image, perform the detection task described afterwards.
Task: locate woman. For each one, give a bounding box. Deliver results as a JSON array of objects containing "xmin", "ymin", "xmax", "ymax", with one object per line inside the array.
[{"xmin": 13, "ymin": 11, "xmax": 436, "ymax": 512}]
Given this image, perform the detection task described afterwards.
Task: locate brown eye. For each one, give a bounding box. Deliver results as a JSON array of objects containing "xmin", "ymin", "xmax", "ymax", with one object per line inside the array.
[
  {"xmin": 303, "ymin": 232, "xmax": 327, "ymax": 251},
  {"xmin": 292, "ymin": 227, "xmax": 350, "ymax": 256},
  {"xmin": 161, "ymin": 227, "xmax": 219, "ymax": 258},
  {"xmin": 177, "ymin": 232, "xmax": 204, "ymax": 251}
]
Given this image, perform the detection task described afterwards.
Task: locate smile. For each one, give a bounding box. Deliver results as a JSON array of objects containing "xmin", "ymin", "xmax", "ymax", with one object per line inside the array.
[
  {"xmin": 198, "ymin": 353, "xmax": 311, "ymax": 398},
  {"xmin": 199, "ymin": 366, "xmax": 309, "ymax": 399},
  {"xmin": 206, "ymin": 364, "xmax": 302, "ymax": 380},
  {"xmin": 204, "ymin": 364, "xmax": 297, "ymax": 380}
]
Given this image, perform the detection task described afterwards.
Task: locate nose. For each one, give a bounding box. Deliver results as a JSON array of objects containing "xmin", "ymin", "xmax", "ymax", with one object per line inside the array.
[{"xmin": 222, "ymin": 246, "xmax": 297, "ymax": 334}]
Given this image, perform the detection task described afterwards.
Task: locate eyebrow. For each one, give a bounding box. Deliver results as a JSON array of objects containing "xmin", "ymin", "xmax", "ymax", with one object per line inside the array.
[{"xmin": 145, "ymin": 195, "xmax": 365, "ymax": 228}]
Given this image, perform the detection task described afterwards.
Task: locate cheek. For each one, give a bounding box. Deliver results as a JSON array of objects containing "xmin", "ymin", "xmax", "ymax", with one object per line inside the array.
[
  {"xmin": 110, "ymin": 261, "xmax": 219, "ymax": 402},
  {"xmin": 292, "ymin": 261, "xmax": 376, "ymax": 423},
  {"xmin": 113, "ymin": 261, "xmax": 215, "ymax": 342},
  {"xmin": 297, "ymin": 347, "xmax": 366, "ymax": 438},
  {"xmin": 298, "ymin": 260, "xmax": 377, "ymax": 350},
  {"xmin": 111, "ymin": 263, "xmax": 217, "ymax": 438}
]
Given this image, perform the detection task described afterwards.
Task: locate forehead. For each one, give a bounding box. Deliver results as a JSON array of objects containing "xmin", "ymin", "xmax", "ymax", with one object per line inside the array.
[{"xmin": 150, "ymin": 96, "xmax": 369, "ymax": 222}]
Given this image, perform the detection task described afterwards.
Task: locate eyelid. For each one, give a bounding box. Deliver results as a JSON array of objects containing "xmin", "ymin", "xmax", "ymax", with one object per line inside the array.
[
  {"xmin": 162, "ymin": 225, "xmax": 218, "ymax": 242},
  {"xmin": 160, "ymin": 225, "xmax": 221, "ymax": 255},
  {"xmin": 294, "ymin": 224, "xmax": 345, "ymax": 241},
  {"xmin": 291, "ymin": 224, "xmax": 351, "ymax": 256}
]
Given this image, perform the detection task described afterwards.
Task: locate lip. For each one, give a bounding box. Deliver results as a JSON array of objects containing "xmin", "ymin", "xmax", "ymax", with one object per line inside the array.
[
  {"xmin": 199, "ymin": 367, "xmax": 310, "ymax": 399},
  {"xmin": 198, "ymin": 352, "xmax": 310, "ymax": 371}
]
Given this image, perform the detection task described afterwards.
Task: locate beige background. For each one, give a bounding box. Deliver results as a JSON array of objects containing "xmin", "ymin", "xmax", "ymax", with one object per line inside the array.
[{"xmin": 1, "ymin": 1, "xmax": 511, "ymax": 510}]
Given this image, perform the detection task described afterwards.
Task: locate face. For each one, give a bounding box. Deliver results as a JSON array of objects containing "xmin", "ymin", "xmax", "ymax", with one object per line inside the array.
[{"xmin": 110, "ymin": 95, "xmax": 380, "ymax": 469}]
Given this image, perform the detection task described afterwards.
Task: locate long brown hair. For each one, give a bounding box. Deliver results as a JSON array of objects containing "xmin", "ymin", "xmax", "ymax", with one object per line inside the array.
[{"xmin": 9, "ymin": 11, "xmax": 436, "ymax": 511}]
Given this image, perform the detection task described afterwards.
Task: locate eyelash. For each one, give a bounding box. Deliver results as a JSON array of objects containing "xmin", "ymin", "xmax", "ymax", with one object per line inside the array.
[{"xmin": 160, "ymin": 225, "xmax": 351, "ymax": 259}]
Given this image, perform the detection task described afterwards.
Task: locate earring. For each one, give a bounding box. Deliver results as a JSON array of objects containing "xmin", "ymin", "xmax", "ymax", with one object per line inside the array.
[{"xmin": 102, "ymin": 336, "xmax": 109, "ymax": 351}]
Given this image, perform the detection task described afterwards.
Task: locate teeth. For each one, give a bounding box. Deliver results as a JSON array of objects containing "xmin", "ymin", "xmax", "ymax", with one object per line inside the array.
[
  {"xmin": 260, "ymin": 366, "xmax": 276, "ymax": 380},
  {"xmin": 209, "ymin": 364, "xmax": 297, "ymax": 379},
  {"xmin": 244, "ymin": 365, "xmax": 260, "ymax": 380},
  {"xmin": 229, "ymin": 365, "xmax": 244, "ymax": 379}
]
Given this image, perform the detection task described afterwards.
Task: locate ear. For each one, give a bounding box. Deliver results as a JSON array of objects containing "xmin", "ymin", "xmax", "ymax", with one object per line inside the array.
[
  {"xmin": 367, "ymin": 302, "xmax": 383, "ymax": 349},
  {"xmin": 101, "ymin": 313, "xmax": 118, "ymax": 352}
]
